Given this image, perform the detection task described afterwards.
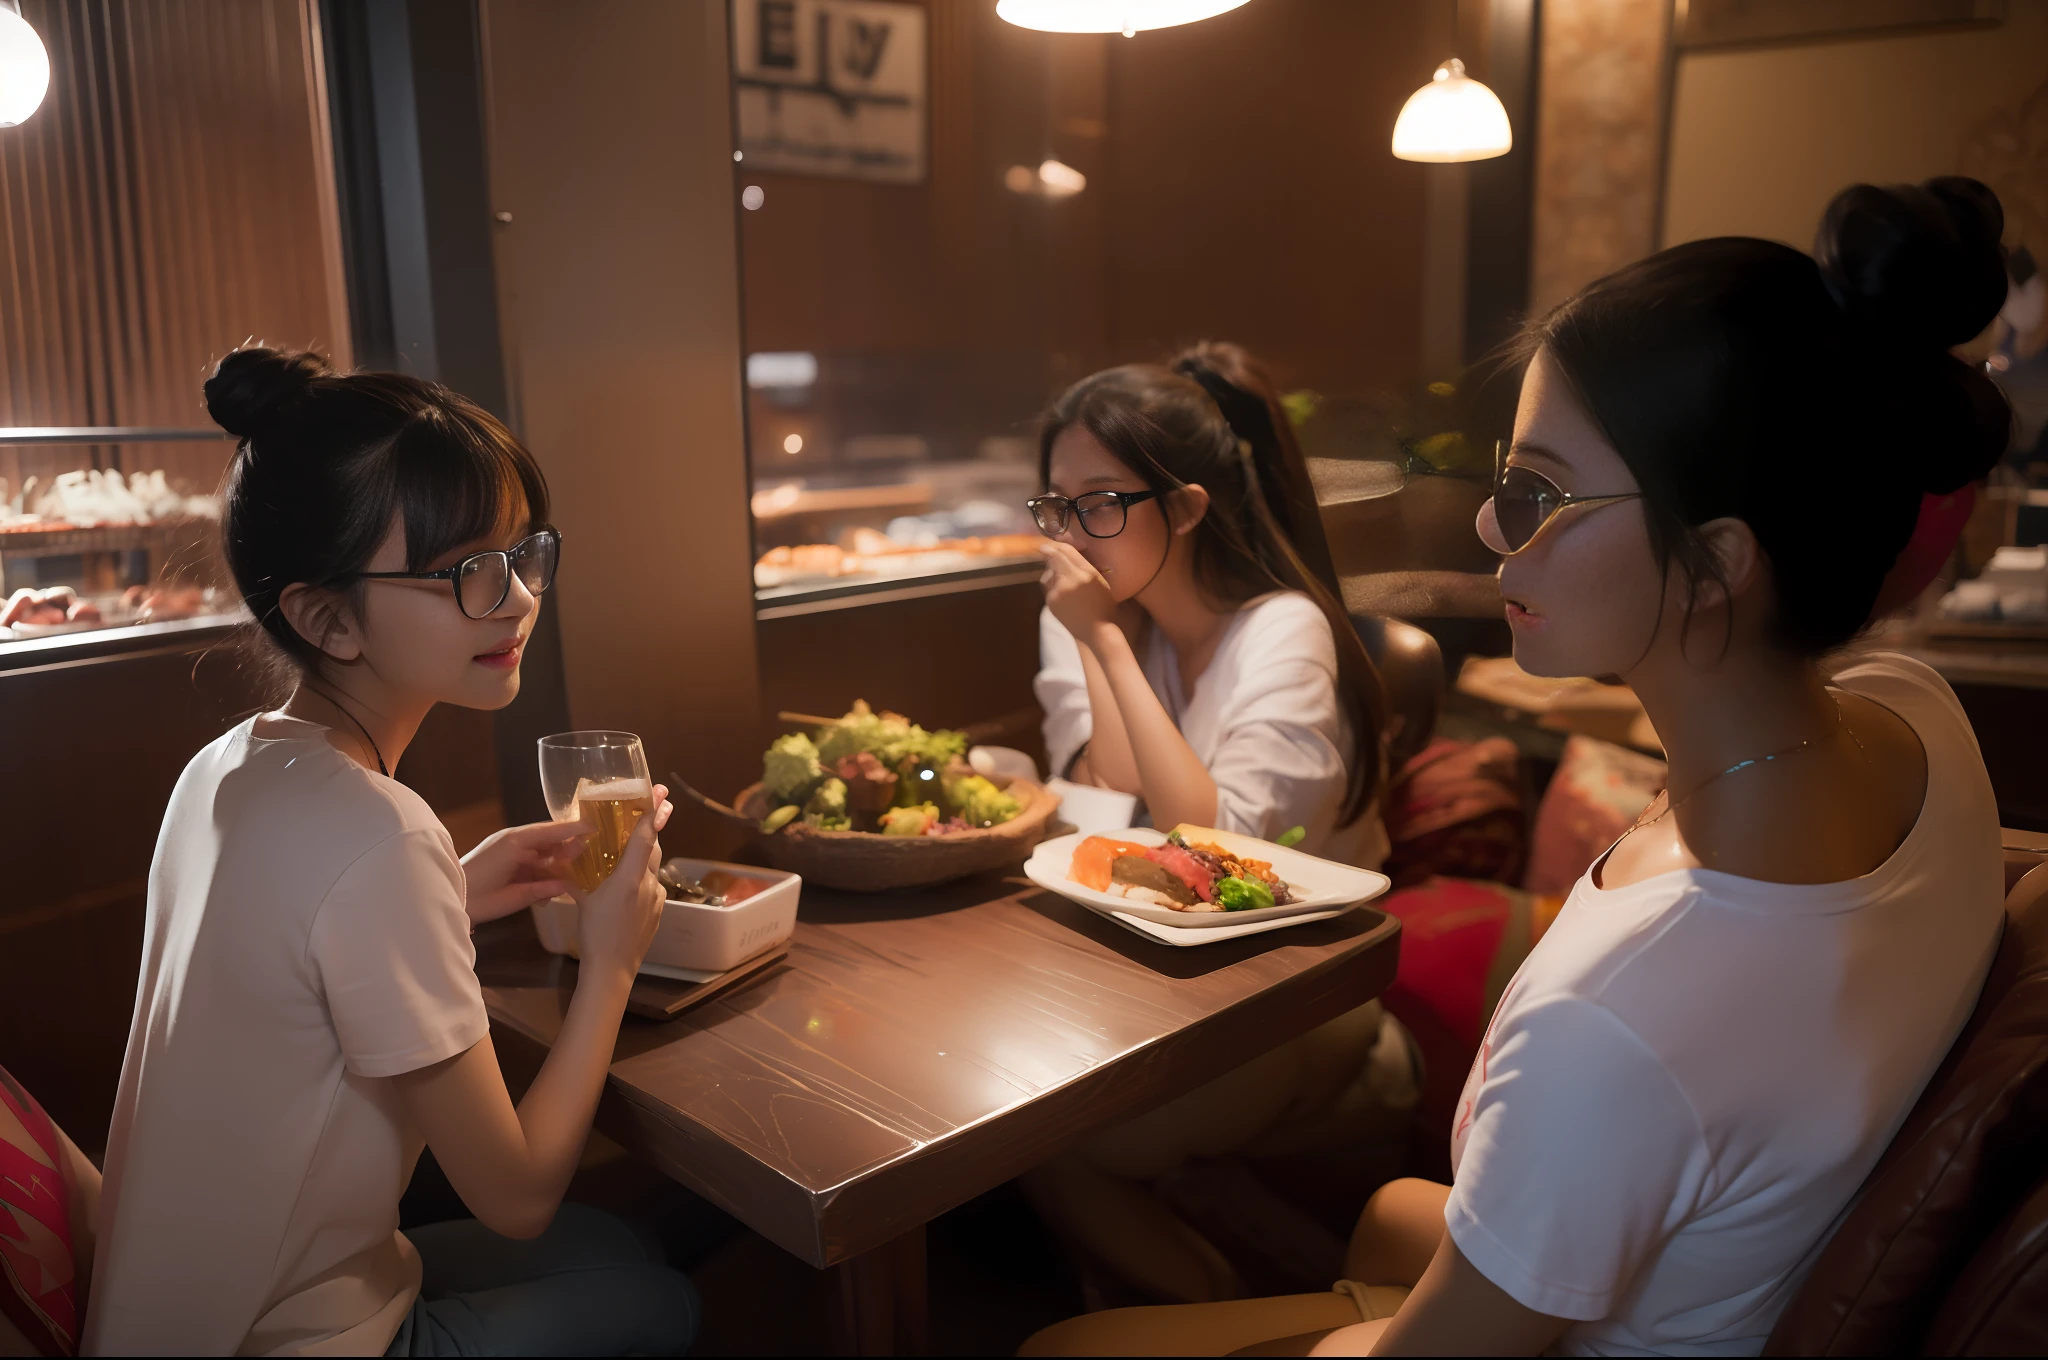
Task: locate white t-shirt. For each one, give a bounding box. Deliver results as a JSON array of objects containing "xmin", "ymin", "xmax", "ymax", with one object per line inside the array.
[
  {"xmin": 85, "ymin": 716, "xmax": 489, "ymax": 1357},
  {"xmin": 1446, "ymin": 653, "xmax": 2004, "ymax": 1356},
  {"xmin": 1036, "ymin": 591, "xmax": 1389, "ymax": 868}
]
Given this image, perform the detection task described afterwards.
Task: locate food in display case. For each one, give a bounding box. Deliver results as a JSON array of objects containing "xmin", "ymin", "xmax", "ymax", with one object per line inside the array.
[
  {"xmin": 0, "ymin": 464, "xmax": 230, "ymax": 641},
  {"xmin": 753, "ymin": 526, "xmax": 1044, "ymax": 590}
]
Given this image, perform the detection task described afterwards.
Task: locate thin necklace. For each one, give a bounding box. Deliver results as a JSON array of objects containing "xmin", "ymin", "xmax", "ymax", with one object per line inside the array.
[
  {"xmin": 1630, "ymin": 697, "xmax": 1857, "ymax": 832},
  {"xmin": 301, "ymin": 683, "xmax": 389, "ymax": 777}
]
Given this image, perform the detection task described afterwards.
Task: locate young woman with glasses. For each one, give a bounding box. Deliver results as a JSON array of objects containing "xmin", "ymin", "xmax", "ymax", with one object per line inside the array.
[
  {"xmin": 1024, "ymin": 343, "xmax": 1419, "ymax": 1306},
  {"xmin": 1026, "ymin": 179, "xmax": 2011, "ymax": 1357},
  {"xmin": 85, "ymin": 349, "xmax": 697, "ymax": 1356},
  {"xmin": 1031, "ymin": 340, "xmax": 1386, "ymax": 867}
]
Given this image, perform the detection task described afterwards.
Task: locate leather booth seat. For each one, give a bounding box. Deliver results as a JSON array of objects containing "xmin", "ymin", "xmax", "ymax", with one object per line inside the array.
[{"xmin": 1765, "ymin": 857, "xmax": 2048, "ymax": 1355}]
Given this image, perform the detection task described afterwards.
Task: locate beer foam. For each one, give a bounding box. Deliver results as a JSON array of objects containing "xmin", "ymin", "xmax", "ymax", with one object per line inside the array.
[{"xmin": 574, "ymin": 776, "xmax": 651, "ymax": 802}]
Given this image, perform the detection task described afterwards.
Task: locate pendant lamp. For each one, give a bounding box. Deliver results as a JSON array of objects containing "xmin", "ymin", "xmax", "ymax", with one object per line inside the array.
[
  {"xmin": 1392, "ymin": 56, "xmax": 1511, "ymax": 162},
  {"xmin": 996, "ymin": 0, "xmax": 1251, "ymax": 37},
  {"xmin": 0, "ymin": 1, "xmax": 48, "ymax": 128}
]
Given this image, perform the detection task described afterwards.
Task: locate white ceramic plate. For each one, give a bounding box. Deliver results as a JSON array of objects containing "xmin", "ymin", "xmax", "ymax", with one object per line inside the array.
[
  {"xmin": 1100, "ymin": 905, "xmax": 1358, "ymax": 947},
  {"xmin": 1024, "ymin": 827, "xmax": 1390, "ymax": 929}
]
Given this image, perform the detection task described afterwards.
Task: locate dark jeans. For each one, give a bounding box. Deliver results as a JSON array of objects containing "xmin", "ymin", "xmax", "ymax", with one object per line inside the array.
[{"xmin": 385, "ymin": 1203, "xmax": 699, "ymax": 1356}]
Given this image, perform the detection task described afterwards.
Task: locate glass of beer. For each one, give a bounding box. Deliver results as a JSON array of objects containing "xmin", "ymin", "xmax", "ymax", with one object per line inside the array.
[{"xmin": 537, "ymin": 731, "xmax": 655, "ymax": 893}]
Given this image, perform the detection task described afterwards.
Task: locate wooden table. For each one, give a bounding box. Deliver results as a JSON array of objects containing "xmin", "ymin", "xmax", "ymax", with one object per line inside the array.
[{"xmin": 474, "ymin": 873, "xmax": 1402, "ymax": 1354}]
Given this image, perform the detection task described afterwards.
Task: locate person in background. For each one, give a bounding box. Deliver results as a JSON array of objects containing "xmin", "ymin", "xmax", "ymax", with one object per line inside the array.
[
  {"xmin": 1022, "ymin": 177, "xmax": 2012, "ymax": 1356},
  {"xmin": 1034, "ymin": 341, "xmax": 1384, "ymax": 866},
  {"xmin": 84, "ymin": 350, "xmax": 697, "ymax": 1357},
  {"xmin": 1025, "ymin": 343, "xmax": 1418, "ymax": 1306}
]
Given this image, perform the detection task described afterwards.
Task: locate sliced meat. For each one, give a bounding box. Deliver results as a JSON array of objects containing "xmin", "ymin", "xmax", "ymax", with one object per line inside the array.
[
  {"xmin": 1147, "ymin": 842, "xmax": 1219, "ymax": 902},
  {"xmin": 1111, "ymin": 855, "xmax": 1200, "ymax": 907}
]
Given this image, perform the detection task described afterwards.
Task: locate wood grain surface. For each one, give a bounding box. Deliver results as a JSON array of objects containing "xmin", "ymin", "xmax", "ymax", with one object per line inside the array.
[{"xmin": 475, "ymin": 873, "xmax": 1401, "ymax": 1267}]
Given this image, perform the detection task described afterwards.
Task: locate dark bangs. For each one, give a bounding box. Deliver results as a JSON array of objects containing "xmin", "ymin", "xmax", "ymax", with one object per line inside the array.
[{"xmin": 389, "ymin": 396, "xmax": 551, "ymax": 570}]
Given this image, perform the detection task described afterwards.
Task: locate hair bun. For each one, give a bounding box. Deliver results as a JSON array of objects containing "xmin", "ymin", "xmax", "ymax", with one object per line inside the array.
[
  {"xmin": 204, "ymin": 347, "xmax": 330, "ymax": 441},
  {"xmin": 1815, "ymin": 176, "xmax": 2007, "ymax": 348}
]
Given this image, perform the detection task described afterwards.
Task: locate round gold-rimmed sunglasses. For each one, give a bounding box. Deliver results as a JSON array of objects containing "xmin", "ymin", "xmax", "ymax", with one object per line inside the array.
[
  {"xmin": 1482, "ymin": 441, "xmax": 1642, "ymax": 556},
  {"xmin": 354, "ymin": 526, "xmax": 561, "ymax": 618}
]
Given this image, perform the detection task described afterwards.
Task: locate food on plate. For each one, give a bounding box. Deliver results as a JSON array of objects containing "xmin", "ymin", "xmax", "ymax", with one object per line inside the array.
[
  {"xmin": 1068, "ymin": 836, "xmax": 1155, "ymax": 891},
  {"xmin": 1067, "ymin": 827, "xmax": 1301, "ymax": 912},
  {"xmin": 3, "ymin": 586, "xmax": 78, "ymax": 628},
  {"xmin": 658, "ymin": 861, "xmax": 771, "ymax": 906},
  {"xmin": 753, "ymin": 700, "xmax": 1025, "ymax": 836}
]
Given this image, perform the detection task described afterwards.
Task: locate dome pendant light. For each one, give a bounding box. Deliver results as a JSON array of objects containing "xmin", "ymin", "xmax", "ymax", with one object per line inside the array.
[
  {"xmin": 997, "ymin": 0, "xmax": 1252, "ymax": 36},
  {"xmin": 0, "ymin": 0, "xmax": 48, "ymax": 128},
  {"xmin": 1392, "ymin": 56, "xmax": 1511, "ymax": 162}
]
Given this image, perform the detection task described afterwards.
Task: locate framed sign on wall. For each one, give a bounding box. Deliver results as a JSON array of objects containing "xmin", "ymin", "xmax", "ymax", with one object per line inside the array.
[{"xmin": 732, "ymin": 0, "xmax": 927, "ymax": 184}]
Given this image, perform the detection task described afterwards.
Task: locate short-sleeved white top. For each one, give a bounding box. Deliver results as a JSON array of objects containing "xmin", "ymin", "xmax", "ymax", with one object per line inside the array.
[
  {"xmin": 85, "ymin": 716, "xmax": 488, "ymax": 1357},
  {"xmin": 1446, "ymin": 653, "xmax": 2005, "ymax": 1356},
  {"xmin": 1035, "ymin": 591, "xmax": 1388, "ymax": 868}
]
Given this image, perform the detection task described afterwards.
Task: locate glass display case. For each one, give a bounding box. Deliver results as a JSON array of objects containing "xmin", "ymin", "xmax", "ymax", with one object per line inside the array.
[
  {"xmin": 744, "ymin": 350, "xmax": 1044, "ymax": 606},
  {"xmin": 0, "ymin": 432, "xmax": 238, "ymax": 647}
]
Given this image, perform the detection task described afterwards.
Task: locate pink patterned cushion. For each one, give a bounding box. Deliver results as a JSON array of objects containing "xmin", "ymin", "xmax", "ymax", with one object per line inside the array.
[
  {"xmin": 0, "ymin": 1065, "xmax": 77, "ymax": 1356},
  {"xmin": 1524, "ymin": 735, "xmax": 1667, "ymax": 896}
]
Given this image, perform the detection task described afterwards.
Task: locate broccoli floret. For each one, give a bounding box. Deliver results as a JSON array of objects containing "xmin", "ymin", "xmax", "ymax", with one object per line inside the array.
[
  {"xmin": 943, "ymin": 773, "xmax": 1020, "ymax": 828},
  {"xmin": 815, "ymin": 698, "xmax": 968, "ymax": 771},
  {"xmin": 879, "ymin": 802, "xmax": 940, "ymax": 837},
  {"xmin": 1214, "ymin": 876, "xmax": 1276, "ymax": 912},
  {"xmin": 763, "ymin": 732, "xmax": 824, "ymax": 804},
  {"xmin": 803, "ymin": 776, "xmax": 847, "ymax": 822}
]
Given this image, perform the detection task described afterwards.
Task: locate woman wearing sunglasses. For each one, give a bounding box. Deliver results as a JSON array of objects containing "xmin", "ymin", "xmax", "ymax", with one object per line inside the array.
[
  {"xmin": 1027, "ymin": 179, "xmax": 2011, "ymax": 1357},
  {"xmin": 86, "ymin": 350, "xmax": 696, "ymax": 1356},
  {"xmin": 1026, "ymin": 343, "xmax": 1420, "ymax": 1305}
]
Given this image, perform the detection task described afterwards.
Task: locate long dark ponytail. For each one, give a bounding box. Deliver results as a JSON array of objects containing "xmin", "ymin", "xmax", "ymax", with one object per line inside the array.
[{"xmin": 1040, "ymin": 342, "xmax": 1386, "ymax": 822}]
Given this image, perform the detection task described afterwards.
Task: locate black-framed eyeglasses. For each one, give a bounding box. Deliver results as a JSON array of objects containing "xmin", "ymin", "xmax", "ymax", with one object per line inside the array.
[
  {"xmin": 1027, "ymin": 489, "xmax": 1163, "ymax": 539},
  {"xmin": 1484, "ymin": 441, "xmax": 1642, "ymax": 556},
  {"xmin": 354, "ymin": 527, "xmax": 561, "ymax": 618}
]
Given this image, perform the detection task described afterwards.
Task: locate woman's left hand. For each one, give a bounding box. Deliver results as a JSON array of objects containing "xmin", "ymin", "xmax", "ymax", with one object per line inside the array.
[
  {"xmin": 1041, "ymin": 542, "xmax": 1120, "ymax": 643},
  {"xmin": 460, "ymin": 820, "xmax": 588, "ymax": 927}
]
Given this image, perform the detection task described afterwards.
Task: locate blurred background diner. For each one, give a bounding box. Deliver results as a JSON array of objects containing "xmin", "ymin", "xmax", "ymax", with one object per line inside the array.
[{"xmin": 3, "ymin": 0, "xmax": 2046, "ymax": 1354}]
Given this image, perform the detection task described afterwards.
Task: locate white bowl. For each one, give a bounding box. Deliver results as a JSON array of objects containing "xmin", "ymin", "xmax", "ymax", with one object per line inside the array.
[
  {"xmin": 530, "ymin": 858, "xmax": 801, "ymax": 975},
  {"xmin": 1024, "ymin": 827, "xmax": 1390, "ymax": 929}
]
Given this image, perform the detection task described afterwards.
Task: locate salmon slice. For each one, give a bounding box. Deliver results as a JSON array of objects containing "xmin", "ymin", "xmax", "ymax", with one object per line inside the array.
[{"xmin": 1069, "ymin": 836, "xmax": 1155, "ymax": 891}]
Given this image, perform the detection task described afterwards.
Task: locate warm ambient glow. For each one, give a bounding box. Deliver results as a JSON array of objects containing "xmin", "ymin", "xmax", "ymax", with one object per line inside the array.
[
  {"xmin": 783, "ymin": 433, "xmax": 803, "ymax": 455},
  {"xmin": 996, "ymin": 0, "xmax": 1250, "ymax": 37},
  {"xmin": 0, "ymin": 6, "xmax": 50, "ymax": 128},
  {"xmin": 1392, "ymin": 58, "xmax": 1511, "ymax": 163},
  {"xmin": 1005, "ymin": 158, "xmax": 1088, "ymax": 199}
]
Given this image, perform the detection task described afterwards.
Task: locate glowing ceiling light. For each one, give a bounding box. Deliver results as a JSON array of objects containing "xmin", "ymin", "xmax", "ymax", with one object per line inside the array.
[
  {"xmin": 996, "ymin": 0, "xmax": 1251, "ymax": 37},
  {"xmin": 1392, "ymin": 58, "xmax": 1511, "ymax": 163},
  {"xmin": 0, "ymin": 5, "xmax": 50, "ymax": 128}
]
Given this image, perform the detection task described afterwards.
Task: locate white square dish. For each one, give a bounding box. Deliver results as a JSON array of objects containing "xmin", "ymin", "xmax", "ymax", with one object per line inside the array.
[
  {"xmin": 1099, "ymin": 904, "xmax": 1359, "ymax": 947},
  {"xmin": 530, "ymin": 858, "xmax": 801, "ymax": 974},
  {"xmin": 1024, "ymin": 827, "xmax": 1390, "ymax": 929}
]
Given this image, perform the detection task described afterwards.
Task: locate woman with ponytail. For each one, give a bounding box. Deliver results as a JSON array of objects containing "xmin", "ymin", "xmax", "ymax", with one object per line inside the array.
[
  {"xmin": 1023, "ymin": 344, "xmax": 1414, "ymax": 1306},
  {"xmin": 1033, "ymin": 341, "xmax": 1389, "ymax": 867},
  {"xmin": 1025, "ymin": 179, "xmax": 2012, "ymax": 1356}
]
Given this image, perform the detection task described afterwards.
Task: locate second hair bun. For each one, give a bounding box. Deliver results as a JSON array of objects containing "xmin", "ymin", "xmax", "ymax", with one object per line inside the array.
[{"xmin": 1814, "ymin": 176, "xmax": 2007, "ymax": 350}]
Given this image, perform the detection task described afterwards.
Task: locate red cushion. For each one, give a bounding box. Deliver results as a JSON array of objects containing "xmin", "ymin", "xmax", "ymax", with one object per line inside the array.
[
  {"xmin": 0, "ymin": 1065, "xmax": 78, "ymax": 1356},
  {"xmin": 1376, "ymin": 877, "xmax": 1557, "ymax": 1178}
]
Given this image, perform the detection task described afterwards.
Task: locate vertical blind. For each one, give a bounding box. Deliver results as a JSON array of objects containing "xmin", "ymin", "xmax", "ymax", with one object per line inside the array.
[{"xmin": 0, "ymin": 0, "xmax": 348, "ymax": 494}]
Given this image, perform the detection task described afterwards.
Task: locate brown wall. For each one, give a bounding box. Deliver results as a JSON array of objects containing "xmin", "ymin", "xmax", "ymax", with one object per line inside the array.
[
  {"xmin": 739, "ymin": 0, "xmax": 1438, "ymax": 403},
  {"xmin": 1663, "ymin": 3, "xmax": 2048, "ymax": 249},
  {"xmin": 481, "ymin": 0, "xmax": 764, "ymax": 850}
]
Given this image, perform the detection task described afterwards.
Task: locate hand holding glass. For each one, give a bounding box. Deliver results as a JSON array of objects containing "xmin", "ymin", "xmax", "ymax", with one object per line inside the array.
[{"xmin": 537, "ymin": 731, "xmax": 655, "ymax": 892}]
